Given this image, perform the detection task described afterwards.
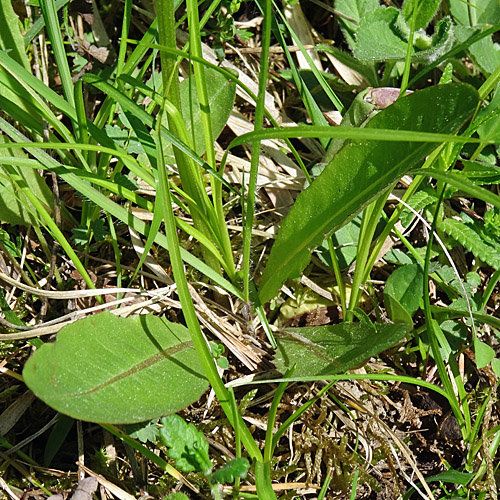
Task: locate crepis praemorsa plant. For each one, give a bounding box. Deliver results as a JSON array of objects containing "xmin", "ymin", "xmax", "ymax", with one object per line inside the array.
[{"xmin": 1, "ymin": 0, "xmax": 500, "ymax": 496}]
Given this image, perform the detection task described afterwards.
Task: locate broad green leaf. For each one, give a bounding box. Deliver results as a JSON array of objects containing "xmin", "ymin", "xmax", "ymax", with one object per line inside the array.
[
  {"xmin": 402, "ymin": 0, "xmax": 441, "ymax": 30},
  {"xmin": 355, "ymin": 7, "xmax": 409, "ymax": 61},
  {"xmin": 179, "ymin": 67, "xmax": 236, "ymax": 156},
  {"xmin": 449, "ymin": 0, "xmax": 500, "ymax": 26},
  {"xmin": 159, "ymin": 415, "xmax": 212, "ymax": 475},
  {"xmin": 355, "ymin": 8, "xmax": 454, "ymax": 63},
  {"xmin": 0, "ymin": 136, "xmax": 54, "ymax": 225},
  {"xmin": 384, "ymin": 264, "xmax": 424, "ymax": 322},
  {"xmin": 474, "ymin": 338, "xmax": 495, "ymax": 369},
  {"xmin": 274, "ymin": 322, "xmax": 410, "ymax": 377},
  {"xmin": 383, "ymin": 248, "xmax": 413, "ymax": 265},
  {"xmin": 455, "ymin": 25, "xmax": 500, "ymax": 75},
  {"xmin": 334, "ymin": 0, "xmax": 379, "ymax": 49},
  {"xmin": 23, "ymin": 313, "xmax": 208, "ymax": 423},
  {"xmin": 258, "ymin": 84, "xmax": 479, "ymax": 304}
]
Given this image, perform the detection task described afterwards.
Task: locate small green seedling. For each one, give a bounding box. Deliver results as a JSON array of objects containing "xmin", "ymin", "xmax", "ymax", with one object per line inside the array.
[{"xmin": 159, "ymin": 415, "xmax": 250, "ymax": 499}]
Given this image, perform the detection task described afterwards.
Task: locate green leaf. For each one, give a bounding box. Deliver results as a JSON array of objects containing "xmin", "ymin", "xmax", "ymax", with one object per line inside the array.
[
  {"xmin": 439, "ymin": 216, "xmax": 500, "ymax": 269},
  {"xmin": 104, "ymin": 124, "xmax": 145, "ymax": 155},
  {"xmin": 449, "ymin": 0, "xmax": 500, "ymax": 26},
  {"xmin": 43, "ymin": 415, "xmax": 74, "ymax": 467},
  {"xmin": 125, "ymin": 420, "xmax": 160, "ymax": 443},
  {"xmin": 383, "ymin": 296, "xmax": 412, "ymax": 326},
  {"xmin": 476, "ymin": 85, "xmax": 500, "ymax": 143},
  {"xmin": 411, "ymin": 168, "xmax": 500, "ymax": 210},
  {"xmin": 384, "ymin": 264, "xmax": 424, "ymax": 322},
  {"xmin": 426, "ymin": 470, "xmax": 474, "ymax": 485},
  {"xmin": 210, "ymin": 458, "xmax": 250, "ymax": 485},
  {"xmin": 274, "ymin": 322, "xmax": 410, "ymax": 377},
  {"xmin": 0, "ymin": 0, "xmax": 31, "ymax": 70},
  {"xmin": 474, "ymin": 338, "xmax": 495, "ymax": 369},
  {"xmin": 460, "ymin": 160, "xmax": 500, "ymax": 185},
  {"xmin": 159, "ymin": 415, "xmax": 212, "ymax": 475},
  {"xmin": 23, "ymin": 313, "xmax": 208, "ymax": 423},
  {"xmin": 323, "ymin": 90, "xmax": 375, "ymax": 164},
  {"xmin": 0, "ymin": 136, "xmax": 54, "ymax": 226},
  {"xmin": 402, "ymin": 0, "xmax": 442, "ymax": 30},
  {"xmin": 317, "ymin": 214, "xmax": 362, "ymax": 270},
  {"xmin": 440, "ymin": 320, "xmax": 468, "ymax": 351},
  {"xmin": 355, "ymin": 7, "xmax": 409, "ymax": 61},
  {"xmin": 0, "ymin": 0, "xmax": 40, "ymax": 130},
  {"xmin": 455, "ymin": 25, "xmax": 500, "ymax": 75},
  {"xmin": 334, "ymin": 0, "xmax": 379, "ymax": 49},
  {"xmin": 179, "ymin": 67, "xmax": 236, "ymax": 156},
  {"xmin": 399, "ymin": 189, "xmax": 438, "ymax": 227},
  {"xmin": 491, "ymin": 357, "xmax": 500, "ymax": 377},
  {"xmin": 383, "ymin": 248, "xmax": 413, "ymax": 265},
  {"xmin": 258, "ymin": 84, "xmax": 479, "ymax": 304},
  {"xmin": 355, "ymin": 7, "xmax": 454, "ymax": 63}
]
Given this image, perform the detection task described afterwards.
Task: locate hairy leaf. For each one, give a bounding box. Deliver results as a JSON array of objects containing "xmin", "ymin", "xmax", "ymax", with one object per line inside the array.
[
  {"xmin": 402, "ymin": 0, "xmax": 442, "ymax": 30},
  {"xmin": 334, "ymin": 0, "xmax": 379, "ymax": 49},
  {"xmin": 355, "ymin": 7, "xmax": 454, "ymax": 63},
  {"xmin": 125, "ymin": 420, "xmax": 160, "ymax": 443}
]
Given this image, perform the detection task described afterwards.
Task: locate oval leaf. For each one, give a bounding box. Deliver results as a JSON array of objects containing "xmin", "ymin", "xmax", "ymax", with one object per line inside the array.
[
  {"xmin": 23, "ymin": 312, "xmax": 208, "ymax": 423},
  {"xmin": 384, "ymin": 263, "xmax": 424, "ymax": 322},
  {"xmin": 274, "ymin": 321, "xmax": 410, "ymax": 377},
  {"xmin": 259, "ymin": 84, "xmax": 478, "ymax": 304}
]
